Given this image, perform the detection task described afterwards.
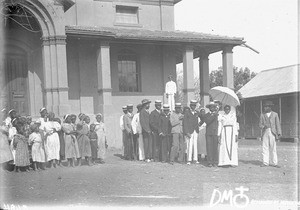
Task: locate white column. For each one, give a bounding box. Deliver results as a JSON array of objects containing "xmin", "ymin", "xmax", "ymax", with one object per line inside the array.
[
  {"xmin": 199, "ymin": 53, "xmax": 210, "ymax": 108},
  {"xmin": 41, "ymin": 37, "xmax": 53, "ymax": 112},
  {"xmin": 222, "ymin": 46, "xmax": 234, "ymax": 89},
  {"xmin": 182, "ymin": 45, "xmax": 195, "ymax": 105},
  {"xmin": 55, "ymin": 35, "xmax": 70, "ymax": 116}
]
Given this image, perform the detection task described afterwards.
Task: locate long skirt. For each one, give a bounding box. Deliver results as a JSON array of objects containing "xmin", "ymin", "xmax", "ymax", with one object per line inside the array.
[
  {"xmin": 65, "ymin": 134, "xmax": 80, "ymax": 159},
  {"xmin": 218, "ymin": 125, "xmax": 238, "ymax": 166},
  {"xmin": 90, "ymin": 140, "xmax": 98, "ymax": 159},
  {"xmin": 77, "ymin": 134, "xmax": 91, "ymax": 157},
  {"xmin": 197, "ymin": 126, "xmax": 207, "ymax": 155},
  {"xmin": 97, "ymin": 135, "xmax": 106, "ymax": 159},
  {"xmin": 45, "ymin": 133, "xmax": 60, "ymax": 161},
  {"xmin": 15, "ymin": 141, "xmax": 30, "ymax": 167},
  {"xmin": 0, "ymin": 133, "xmax": 13, "ymax": 164},
  {"xmin": 31, "ymin": 142, "xmax": 46, "ymax": 162}
]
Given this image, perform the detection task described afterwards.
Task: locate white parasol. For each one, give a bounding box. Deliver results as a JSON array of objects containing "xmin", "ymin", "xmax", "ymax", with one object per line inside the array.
[{"xmin": 209, "ymin": 86, "xmax": 240, "ymax": 107}]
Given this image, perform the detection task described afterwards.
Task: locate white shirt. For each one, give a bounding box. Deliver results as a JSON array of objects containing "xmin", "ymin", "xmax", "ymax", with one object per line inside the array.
[
  {"xmin": 131, "ymin": 113, "xmax": 141, "ymax": 134},
  {"xmin": 120, "ymin": 115, "xmax": 124, "ymax": 130},
  {"xmin": 266, "ymin": 112, "xmax": 271, "ymax": 118},
  {"xmin": 165, "ymin": 80, "xmax": 177, "ymax": 95}
]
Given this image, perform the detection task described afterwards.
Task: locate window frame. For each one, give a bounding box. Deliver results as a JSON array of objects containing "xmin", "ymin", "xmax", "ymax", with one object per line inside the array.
[{"xmin": 117, "ymin": 49, "xmax": 141, "ymax": 93}]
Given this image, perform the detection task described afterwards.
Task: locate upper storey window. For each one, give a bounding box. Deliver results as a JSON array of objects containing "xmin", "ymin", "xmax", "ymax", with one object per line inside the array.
[{"xmin": 115, "ymin": 5, "xmax": 138, "ymax": 24}]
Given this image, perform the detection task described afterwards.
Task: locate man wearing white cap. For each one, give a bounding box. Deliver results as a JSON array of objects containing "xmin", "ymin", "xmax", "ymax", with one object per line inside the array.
[
  {"xmin": 170, "ymin": 103, "xmax": 184, "ymax": 164},
  {"xmin": 120, "ymin": 106, "xmax": 128, "ymax": 158},
  {"xmin": 165, "ymin": 75, "xmax": 177, "ymax": 111},
  {"xmin": 123, "ymin": 104, "xmax": 134, "ymax": 160},
  {"xmin": 150, "ymin": 100, "xmax": 162, "ymax": 161},
  {"xmin": 183, "ymin": 100, "xmax": 199, "ymax": 165},
  {"xmin": 140, "ymin": 99, "xmax": 152, "ymax": 162},
  {"xmin": 158, "ymin": 104, "xmax": 171, "ymax": 163}
]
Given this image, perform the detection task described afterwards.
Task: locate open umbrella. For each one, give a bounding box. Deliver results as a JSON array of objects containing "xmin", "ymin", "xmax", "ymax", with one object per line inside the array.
[{"xmin": 209, "ymin": 86, "xmax": 240, "ymax": 107}]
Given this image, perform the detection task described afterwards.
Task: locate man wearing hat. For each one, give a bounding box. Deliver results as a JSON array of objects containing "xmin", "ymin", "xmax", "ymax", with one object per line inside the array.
[
  {"xmin": 183, "ymin": 100, "xmax": 200, "ymax": 165},
  {"xmin": 131, "ymin": 104, "xmax": 144, "ymax": 161},
  {"xmin": 165, "ymin": 75, "xmax": 177, "ymax": 111},
  {"xmin": 200, "ymin": 102, "xmax": 219, "ymax": 167},
  {"xmin": 140, "ymin": 99, "xmax": 152, "ymax": 162},
  {"xmin": 150, "ymin": 100, "xmax": 162, "ymax": 162},
  {"xmin": 158, "ymin": 104, "xmax": 171, "ymax": 163},
  {"xmin": 170, "ymin": 103, "xmax": 184, "ymax": 164},
  {"xmin": 259, "ymin": 100, "xmax": 282, "ymax": 168},
  {"xmin": 120, "ymin": 106, "xmax": 128, "ymax": 158},
  {"xmin": 124, "ymin": 104, "xmax": 134, "ymax": 160}
]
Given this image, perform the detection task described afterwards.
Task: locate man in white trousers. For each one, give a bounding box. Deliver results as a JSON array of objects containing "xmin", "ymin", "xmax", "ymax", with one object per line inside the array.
[
  {"xmin": 183, "ymin": 100, "xmax": 199, "ymax": 165},
  {"xmin": 165, "ymin": 75, "xmax": 177, "ymax": 111},
  {"xmin": 131, "ymin": 104, "xmax": 145, "ymax": 161},
  {"xmin": 259, "ymin": 101, "xmax": 282, "ymax": 168}
]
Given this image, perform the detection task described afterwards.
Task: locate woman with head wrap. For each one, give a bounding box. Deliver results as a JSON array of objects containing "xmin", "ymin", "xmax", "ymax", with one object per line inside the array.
[{"xmin": 94, "ymin": 113, "xmax": 107, "ymax": 164}]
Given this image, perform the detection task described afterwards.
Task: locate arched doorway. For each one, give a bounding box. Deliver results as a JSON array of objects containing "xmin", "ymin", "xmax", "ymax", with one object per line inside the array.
[{"xmin": 2, "ymin": 0, "xmax": 70, "ymax": 117}]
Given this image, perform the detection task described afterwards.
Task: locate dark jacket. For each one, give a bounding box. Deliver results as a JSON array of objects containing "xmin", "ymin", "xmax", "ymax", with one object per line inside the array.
[
  {"xmin": 201, "ymin": 112, "xmax": 218, "ymax": 135},
  {"xmin": 150, "ymin": 109, "xmax": 161, "ymax": 133},
  {"xmin": 158, "ymin": 113, "xmax": 171, "ymax": 135},
  {"xmin": 123, "ymin": 113, "xmax": 134, "ymax": 134},
  {"xmin": 183, "ymin": 109, "xmax": 199, "ymax": 135},
  {"xmin": 140, "ymin": 108, "xmax": 151, "ymax": 133}
]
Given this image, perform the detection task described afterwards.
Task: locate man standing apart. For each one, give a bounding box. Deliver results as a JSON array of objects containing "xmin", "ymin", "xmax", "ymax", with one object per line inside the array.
[
  {"xmin": 120, "ymin": 106, "xmax": 128, "ymax": 159},
  {"xmin": 165, "ymin": 75, "xmax": 177, "ymax": 111},
  {"xmin": 169, "ymin": 103, "xmax": 184, "ymax": 164},
  {"xmin": 150, "ymin": 100, "xmax": 162, "ymax": 162},
  {"xmin": 140, "ymin": 99, "xmax": 152, "ymax": 162},
  {"xmin": 259, "ymin": 101, "xmax": 281, "ymax": 168},
  {"xmin": 183, "ymin": 100, "xmax": 199, "ymax": 165},
  {"xmin": 200, "ymin": 102, "xmax": 219, "ymax": 167},
  {"xmin": 123, "ymin": 104, "xmax": 134, "ymax": 160}
]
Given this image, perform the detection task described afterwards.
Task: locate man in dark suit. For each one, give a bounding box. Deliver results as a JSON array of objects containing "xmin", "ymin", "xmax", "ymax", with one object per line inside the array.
[
  {"xmin": 150, "ymin": 100, "xmax": 162, "ymax": 162},
  {"xmin": 200, "ymin": 102, "xmax": 219, "ymax": 167},
  {"xmin": 183, "ymin": 100, "xmax": 199, "ymax": 165},
  {"xmin": 140, "ymin": 99, "xmax": 152, "ymax": 162},
  {"xmin": 259, "ymin": 100, "xmax": 282, "ymax": 168},
  {"xmin": 158, "ymin": 104, "xmax": 171, "ymax": 163}
]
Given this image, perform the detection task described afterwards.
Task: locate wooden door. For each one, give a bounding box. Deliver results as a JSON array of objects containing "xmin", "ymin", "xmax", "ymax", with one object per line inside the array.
[{"xmin": 5, "ymin": 54, "xmax": 28, "ymax": 116}]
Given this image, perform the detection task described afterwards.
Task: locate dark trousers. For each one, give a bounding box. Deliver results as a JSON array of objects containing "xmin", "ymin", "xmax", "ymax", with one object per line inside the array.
[
  {"xmin": 161, "ymin": 135, "xmax": 170, "ymax": 162},
  {"xmin": 132, "ymin": 134, "xmax": 139, "ymax": 160},
  {"xmin": 143, "ymin": 132, "xmax": 153, "ymax": 159},
  {"xmin": 152, "ymin": 132, "xmax": 160, "ymax": 161},
  {"xmin": 170, "ymin": 133, "xmax": 184, "ymax": 162},
  {"xmin": 126, "ymin": 133, "xmax": 134, "ymax": 160},
  {"xmin": 206, "ymin": 135, "xmax": 219, "ymax": 164},
  {"xmin": 122, "ymin": 130, "xmax": 127, "ymax": 157}
]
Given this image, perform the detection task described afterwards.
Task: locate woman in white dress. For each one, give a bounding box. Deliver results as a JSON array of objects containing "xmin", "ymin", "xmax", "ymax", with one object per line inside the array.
[
  {"xmin": 95, "ymin": 113, "xmax": 106, "ymax": 164},
  {"xmin": 218, "ymin": 105, "xmax": 238, "ymax": 167},
  {"xmin": 41, "ymin": 112, "xmax": 61, "ymax": 168},
  {"xmin": 197, "ymin": 108, "xmax": 207, "ymax": 160}
]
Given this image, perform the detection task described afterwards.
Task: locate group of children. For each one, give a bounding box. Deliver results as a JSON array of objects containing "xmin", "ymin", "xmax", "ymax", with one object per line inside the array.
[
  {"xmin": 0, "ymin": 108, "xmax": 107, "ymax": 172},
  {"xmin": 120, "ymin": 99, "xmax": 240, "ymax": 167}
]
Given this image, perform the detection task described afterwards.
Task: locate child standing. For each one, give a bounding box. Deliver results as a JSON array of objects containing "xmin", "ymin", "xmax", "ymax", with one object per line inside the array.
[
  {"xmin": 29, "ymin": 123, "xmax": 46, "ymax": 170},
  {"xmin": 88, "ymin": 124, "xmax": 98, "ymax": 164},
  {"xmin": 13, "ymin": 119, "xmax": 30, "ymax": 172}
]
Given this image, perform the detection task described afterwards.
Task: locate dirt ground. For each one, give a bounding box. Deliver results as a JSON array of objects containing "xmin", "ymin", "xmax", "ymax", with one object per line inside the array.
[{"xmin": 0, "ymin": 139, "xmax": 298, "ymax": 209}]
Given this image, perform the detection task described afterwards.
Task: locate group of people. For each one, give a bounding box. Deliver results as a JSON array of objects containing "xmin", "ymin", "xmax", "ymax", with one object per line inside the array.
[
  {"xmin": 120, "ymin": 99, "xmax": 239, "ymax": 167},
  {"xmin": 0, "ymin": 108, "xmax": 107, "ymax": 172}
]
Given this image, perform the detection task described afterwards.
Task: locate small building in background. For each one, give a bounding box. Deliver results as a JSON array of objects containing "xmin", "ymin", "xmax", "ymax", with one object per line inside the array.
[{"xmin": 238, "ymin": 64, "xmax": 299, "ymax": 142}]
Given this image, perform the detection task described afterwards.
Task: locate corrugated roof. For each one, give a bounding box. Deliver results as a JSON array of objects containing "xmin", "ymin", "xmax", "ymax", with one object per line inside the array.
[
  {"xmin": 65, "ymin": 25, "xmax": 244, "ymax": 45},
  {"xmin": 238, "ymin": 64, "xmax": 299, "ymax": 99}
]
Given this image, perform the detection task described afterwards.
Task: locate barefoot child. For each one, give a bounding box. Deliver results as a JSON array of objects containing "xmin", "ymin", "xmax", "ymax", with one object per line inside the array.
[
  {"xmin": 13, "ymin": 119, "xmax": 30, "ymax": 172},
  {"xmin": 29, "ymin": 123, "xmax": 46, "ymax": 170}
]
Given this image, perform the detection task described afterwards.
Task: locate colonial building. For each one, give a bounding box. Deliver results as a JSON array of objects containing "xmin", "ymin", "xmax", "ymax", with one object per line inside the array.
[
  {"xmin": 1, "ymin": 0, "xmax": 245, "ymax": 148},
  {"xmin": 238, "ymin": 64, "xmax": 299, "ymax": 142}
]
